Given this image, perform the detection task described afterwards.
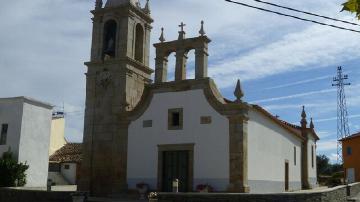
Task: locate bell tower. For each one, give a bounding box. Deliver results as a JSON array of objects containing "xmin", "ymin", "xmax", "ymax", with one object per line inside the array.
[{"xmin": 79, "ymin": 0, "xmax": 153, "ymax": 196}]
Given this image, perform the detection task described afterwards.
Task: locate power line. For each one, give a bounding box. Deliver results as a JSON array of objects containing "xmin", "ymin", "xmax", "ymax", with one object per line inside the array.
[
  {"xmin": 225, "ymin": 0, "xmax": 360, "ymax": 34},
  {"xmin": 248, "ymin": 0, "xmax": 360, "ymax": 27}
]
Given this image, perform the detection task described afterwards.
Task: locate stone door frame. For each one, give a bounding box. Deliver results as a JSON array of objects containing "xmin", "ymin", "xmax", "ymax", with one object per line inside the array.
[{"xmin": 157, "ymin": 144, "xmax": 194, "ymax": 192}]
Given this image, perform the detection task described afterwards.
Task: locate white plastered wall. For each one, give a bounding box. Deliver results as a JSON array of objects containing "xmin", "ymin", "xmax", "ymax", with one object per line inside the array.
[
  {"xmin": 247, "ymin": 108, "xmax": 302, "ymax": 193},
  {"xmin": 61, "ymin": 163, "xmax": 77, "ymax": 185},
  {"xmin": 128, "ymin": 89, "xmax": 229, "ymax": 191},
  {"xmin": 18, "ymin": 102, "xmax": 52, "ymax": 187},
  {"xmin": 0, "ymin": 99, "xmax": 23, "ymax": 157}
]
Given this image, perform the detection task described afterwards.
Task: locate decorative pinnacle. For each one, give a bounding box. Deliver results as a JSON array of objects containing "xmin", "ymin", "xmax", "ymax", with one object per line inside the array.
[
  {"xmin": 95, "ymin": 0, "xmax": 103, "ymax": 9},
  {"xmin": 310, "ymin": 118, "xmax": 315, "ymax": 129},
  {"xmin": 199, "ymin": 20, "xmax": 206, "ymax": 36},
  {"xmin": 159, "ymin": 27, "xmax": 165, "ymax": 43},
  {"xmin": 301, "ymin": 106, "xmax": 307, "ymax": 127},
  {"xmin": 301, "ymin": 106, "xmax": 307, "ymax": 119},
  {"xmin": 144, "ymin": 0, "xmax": 150, "ymax": 14},
  {"xmin": 234, "ymin": 79, "xmax": 244, "ymax": 103}
]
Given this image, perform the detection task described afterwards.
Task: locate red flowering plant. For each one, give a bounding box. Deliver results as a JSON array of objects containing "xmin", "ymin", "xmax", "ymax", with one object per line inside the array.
[
  {"xmin": 136, "ymin": 182, "xmax": 149, "ymax": 189},
  {"xmin": 196, "ymin": 184, "xmax": 214, "ymax": 192}
]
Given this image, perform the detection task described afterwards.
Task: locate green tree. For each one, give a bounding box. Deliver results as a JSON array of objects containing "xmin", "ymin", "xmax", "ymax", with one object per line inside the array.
[
  {"xmin": 0, "ymin": 150, "xmax": 29, "ymax": 187},
  {"xmin": 317, "ymin": 154, "xmax": 331, "ymax": 176},
  {"xmin": 342, "ymin": 0, "xmax": 360, "ymax": 19}
]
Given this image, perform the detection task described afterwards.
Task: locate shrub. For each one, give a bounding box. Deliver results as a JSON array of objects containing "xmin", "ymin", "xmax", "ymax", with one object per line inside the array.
[{"xmin": 0, "ymin": 150, "xmax": 29, "ymax": 187}]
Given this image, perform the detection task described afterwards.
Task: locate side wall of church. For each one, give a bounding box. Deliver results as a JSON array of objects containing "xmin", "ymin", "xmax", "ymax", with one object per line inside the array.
[
  {"xmin": 127, "ymin": 89, "xmax": 229, "ymax": 191},
  {"xmin": 247, "ymin": 109, "xmax": 302, "ymax": 193}
]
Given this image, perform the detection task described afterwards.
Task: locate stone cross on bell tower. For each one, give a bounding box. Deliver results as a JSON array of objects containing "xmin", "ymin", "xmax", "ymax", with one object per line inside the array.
[{"xmin": 79, "ymin": 0, "xmax": 154, "ymax": 197}]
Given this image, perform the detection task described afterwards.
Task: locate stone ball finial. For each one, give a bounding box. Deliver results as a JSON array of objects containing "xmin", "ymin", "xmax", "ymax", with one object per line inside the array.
[{"xmin": 234, "ymin": 79, "xmax": 244, "ymax": 103}]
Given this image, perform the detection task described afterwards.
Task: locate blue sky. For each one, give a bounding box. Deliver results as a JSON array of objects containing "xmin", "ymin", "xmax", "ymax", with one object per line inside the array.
[{"xmin": 1, "ymin": 0, "xmax": 360, "ymax": 162}]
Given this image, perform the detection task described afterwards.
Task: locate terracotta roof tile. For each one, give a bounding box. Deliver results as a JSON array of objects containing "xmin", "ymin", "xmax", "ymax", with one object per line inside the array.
[
  {"xmin": 340, "ymin": 132, "xmax": 360, "ymax": 141},
  {"xmin": 49, "ymin": 143, "xmax": 82, "ymax": 163},
  {"xmin": 251, "ymin": 105, "xmax": 320, "ymax": 141}
]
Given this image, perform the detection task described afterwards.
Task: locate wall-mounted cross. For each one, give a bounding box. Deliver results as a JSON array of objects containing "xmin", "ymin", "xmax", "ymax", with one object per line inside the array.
[{"xmin": 179, "ymin": 22, "xmax": 186, "ymax": 32}]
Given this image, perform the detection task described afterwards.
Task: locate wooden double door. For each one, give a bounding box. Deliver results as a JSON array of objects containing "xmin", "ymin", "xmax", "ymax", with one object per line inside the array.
[{"xmin": 162, "ymin": 151, "xmax": 190, "ymax": 192}]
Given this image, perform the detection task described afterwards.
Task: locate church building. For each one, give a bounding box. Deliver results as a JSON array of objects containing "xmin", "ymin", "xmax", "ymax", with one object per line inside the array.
[{"xmin": 78, "ymin": 0, "xmax": 319, "ymax": 196}]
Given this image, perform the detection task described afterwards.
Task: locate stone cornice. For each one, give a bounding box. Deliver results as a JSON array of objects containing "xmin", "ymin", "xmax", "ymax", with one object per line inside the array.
[
  {"xmin": 85, "ymin": 57, "xmax": 154, "ymax": 74},
  {"xmin": 91, "ymin": 4, "xmax": 153, "ymax": 23}
]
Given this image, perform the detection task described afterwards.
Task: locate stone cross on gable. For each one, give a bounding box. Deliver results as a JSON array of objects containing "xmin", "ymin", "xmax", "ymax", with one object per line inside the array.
[
  {"xmin": 179, "ymin": 22, "xmax": 186, "ymax": 32},
  {"xmin": 178, "ymin": 22, "xmax": 186, "ymax": 40}
]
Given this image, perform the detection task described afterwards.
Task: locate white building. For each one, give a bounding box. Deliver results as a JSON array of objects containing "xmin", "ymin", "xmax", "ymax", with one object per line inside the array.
[
  {"xmin": 49, "ymin": 143, "xmax": 82, "ymax": 185},
  {"xmin": 0, "ymin": 96, "xmax": 53, "ymax": 187}
]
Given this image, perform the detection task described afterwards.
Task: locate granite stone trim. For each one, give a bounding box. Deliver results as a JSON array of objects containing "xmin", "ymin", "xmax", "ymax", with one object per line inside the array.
[{"xmin": 127, "ymin": 78, "xmax": 249, "ymax": 121}]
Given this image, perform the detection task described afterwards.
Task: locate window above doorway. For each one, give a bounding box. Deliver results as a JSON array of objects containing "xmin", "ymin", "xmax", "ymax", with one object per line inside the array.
[{"xmin": 168, "ymin": 108, "xmax": 183, "ymax": 130}]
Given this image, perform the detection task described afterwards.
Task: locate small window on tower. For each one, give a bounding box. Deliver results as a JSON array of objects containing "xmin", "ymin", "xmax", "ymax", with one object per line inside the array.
[
  {"xmin": 168, "ymin": 108, "xmax": 183, "ymax": 130},
  {"xmin": 134, "ymin": 24, "xmax": 144, "ymax": 62}
]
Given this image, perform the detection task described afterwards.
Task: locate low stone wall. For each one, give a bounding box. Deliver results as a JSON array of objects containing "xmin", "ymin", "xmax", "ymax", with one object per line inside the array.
[
  {"xmin": 348, "ymin": 182, "xmax": 360, "ymax": 198},
  {"xmin": 151, "ymin": 185, "xmax": 349, "ymax": 202},
  {"xmin": 0, "ymin": 188, "xmax": 86, "ymax": 202}
]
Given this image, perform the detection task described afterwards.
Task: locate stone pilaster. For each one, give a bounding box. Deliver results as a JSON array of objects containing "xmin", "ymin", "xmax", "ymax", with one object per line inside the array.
[
  {"xmin": 195, "ymin": 47, "xmax": 208, "ymax": 79},
  {"xmin": 155, "ymin": 55, "xmax": 168, "ymax": 83},
  {"xmin": 301, "ymin": 131, "xmax": 310, "ymax": 190},
  {"xmin": 228, "ymin": 115, "xmax": 250, "ymax": 193},
  {"xmin": 175, "ymin": 50, "xmax": 187, "ymax": 81}
]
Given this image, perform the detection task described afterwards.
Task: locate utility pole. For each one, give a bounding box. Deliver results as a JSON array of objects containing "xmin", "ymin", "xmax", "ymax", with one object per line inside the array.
[{"xmin": 332, "ymin": 66, "xmax": 351, "ymax": 164}]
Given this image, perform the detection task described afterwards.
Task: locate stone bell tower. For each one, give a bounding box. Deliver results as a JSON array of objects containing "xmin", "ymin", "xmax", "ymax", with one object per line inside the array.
[{"xmin": 79, "ymin": 0, "xmax": 153, "ymax": 196}]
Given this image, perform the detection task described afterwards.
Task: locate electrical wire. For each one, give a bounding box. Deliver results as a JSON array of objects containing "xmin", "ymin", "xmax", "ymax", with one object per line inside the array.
[
  {"xmin": 248, "ymin": 0, "xmax": 360, "ymax": 27},
  {"xmin": 225, "ymin": 0, "xmax": 360, "ymax": 34}
]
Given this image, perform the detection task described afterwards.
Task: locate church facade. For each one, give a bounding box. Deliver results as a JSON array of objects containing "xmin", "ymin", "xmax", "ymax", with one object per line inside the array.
[{"xmin": 78, "ymin": 0, "xmax": 319, "ymax": 196}]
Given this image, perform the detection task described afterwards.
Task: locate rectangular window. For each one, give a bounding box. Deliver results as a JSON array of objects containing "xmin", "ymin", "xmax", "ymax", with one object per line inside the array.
[
  {"xmin": 347, "ymin": 146, "xmax": 352, "ymax": 156},
  {"xmin": 200, "ymin": 116, "xmax": 212, "ymax": 124},
  {"xmin": 64, "ymin": 164, "xmax": 70, "ymax": 170},
  {"xmin": 294, "ymin": 147, "xmax": 297, "ymax": 166},
  {"xmin": 143, "ymin": 120, "xmax": 153, "ymax": 128},
  {"xmin": 0, "ymin": 124, "xmax": 8, "ymax": 145},
  {"xmin": 168, "ymin": 108, "xmax": 183, "ymax": 130},
  {"xmin": 311, "ymin": 145, "xmax": 314, "ymax": 168}
]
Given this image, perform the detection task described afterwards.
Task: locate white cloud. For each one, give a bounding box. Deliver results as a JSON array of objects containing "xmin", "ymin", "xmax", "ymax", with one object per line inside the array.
[
  {"xmin": 209, "ymin": 18, "xmax": 360, "ymax": 88},
  {"xmin": 317, "ymin": 139, "xmax": 338, "ymax": 152}
]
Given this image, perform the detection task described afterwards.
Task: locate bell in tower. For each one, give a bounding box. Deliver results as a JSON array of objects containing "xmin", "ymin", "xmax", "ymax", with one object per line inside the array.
[{"xmin": 79, "ymin": 0, "xmax": 154, "ymax": 197}]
